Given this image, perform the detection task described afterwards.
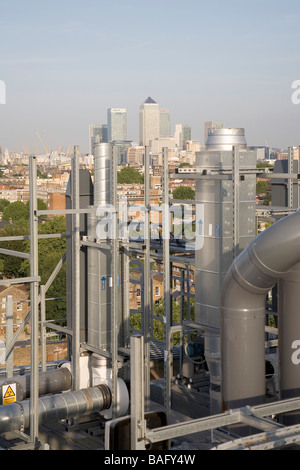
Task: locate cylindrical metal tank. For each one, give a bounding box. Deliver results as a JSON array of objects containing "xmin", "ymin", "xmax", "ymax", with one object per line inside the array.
[
  {"xmin": 205, "ymin": 128, "xmax": 247, "ymax": 151},
  {"xmin": 195, "ymin": 128, "xmax": 257, "ymax": 414}
]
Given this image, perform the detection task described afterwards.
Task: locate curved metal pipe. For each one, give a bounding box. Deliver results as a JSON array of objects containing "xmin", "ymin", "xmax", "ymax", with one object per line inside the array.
[
  {"xmin": 220, "ymin": 210, "xmax": 300, "ymax": 410},
  {"xmin": 0, "ymin": 384, "xmax": 111, "ymax": 435}
]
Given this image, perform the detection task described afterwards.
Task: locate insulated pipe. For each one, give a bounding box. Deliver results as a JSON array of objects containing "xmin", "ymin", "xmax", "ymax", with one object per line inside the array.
[
  {"xmin": 220, "ymin": 210, "xmax": 300, "ymax": 411},
  {"xmin": 0, "ymin": 384, "xmax": 111, "ymax": 435},
  {"xmin": 0, "ymin": 367, "xmax": 72, "ymax": 401}
]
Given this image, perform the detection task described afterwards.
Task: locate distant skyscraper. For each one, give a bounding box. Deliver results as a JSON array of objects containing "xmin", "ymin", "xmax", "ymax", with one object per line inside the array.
[
  {"xmin": 204, "ymin": 121, "xmax": 224, "ymax": 144},
  {"xmin": 89, "ymin": 124, "xmax": 108, "ymax": 155},
  {"xmin": 160, "ymin": 109, "xmax": 171, "ymax": 138},
  {"xmin": 174, "ymin": 124, "xmax": 192, "ymax": 148},
  {"xmin": 139, "ymin": 97, "xmax": 160, "ymax": 146},
  {"xmin": 107, "ymin": 108, "xmax": 127, "ymax": 142}
]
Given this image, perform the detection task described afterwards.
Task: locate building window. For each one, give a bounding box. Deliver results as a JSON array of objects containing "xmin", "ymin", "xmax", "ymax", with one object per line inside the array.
[
  {"xmin": 155, "ymin": 286, "xmax": 160, "ymax": 297},
  {"xmin": 17, "ymin": 302, "xmax": 22, "ymax": 311}
]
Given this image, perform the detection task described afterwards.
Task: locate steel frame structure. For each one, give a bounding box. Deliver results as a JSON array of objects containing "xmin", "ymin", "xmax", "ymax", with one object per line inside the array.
[{"xmin": 0, "ymin": 144, "xmax": 299, "ymax": 451}]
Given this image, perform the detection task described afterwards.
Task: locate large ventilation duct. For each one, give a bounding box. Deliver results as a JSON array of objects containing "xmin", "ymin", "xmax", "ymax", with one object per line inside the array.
[
  {"xmin": 87, "ymin": 142, "xmax": 114, "ymax": 350},
  {"xmin": 221, "ymin": 210, "xmax": 300, "ymax": 415}
]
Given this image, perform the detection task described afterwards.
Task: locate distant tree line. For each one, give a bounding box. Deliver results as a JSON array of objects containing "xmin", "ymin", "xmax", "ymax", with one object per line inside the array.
[{"xmin": 117, "ymin": 166, "xmax": 144, "ymax": 184}]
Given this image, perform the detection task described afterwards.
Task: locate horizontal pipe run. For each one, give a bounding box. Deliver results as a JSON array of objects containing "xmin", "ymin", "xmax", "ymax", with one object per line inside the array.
[
  {"xmin": 0, "ymin": 384, "xmax": 111, "ymax": 435},
  {"xmin": 0, "ymin": 367, "xmax": 72, "ymax": 400}
]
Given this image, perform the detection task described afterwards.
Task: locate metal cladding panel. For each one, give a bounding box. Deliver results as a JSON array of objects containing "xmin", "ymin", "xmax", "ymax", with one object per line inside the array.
[
  {"xmin": 195, "ymin": 234, "xmax": 233, "ymax": 274},
  {"xmin": 196, "ymin": 149, "xmax": 256, "ymax": 170},
  {"xmin": 87, "ymin": 247, "xmax": 112, "ymax": 350},
  {"xmin": 239, "ymin": 202, "xmax": 256, "ymax": 236}
]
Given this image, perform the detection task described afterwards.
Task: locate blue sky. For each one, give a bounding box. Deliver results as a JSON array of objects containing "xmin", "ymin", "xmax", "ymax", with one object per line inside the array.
[{"xmin": 0, "ymin": 0, "xmax": 300, "ymax": 153}]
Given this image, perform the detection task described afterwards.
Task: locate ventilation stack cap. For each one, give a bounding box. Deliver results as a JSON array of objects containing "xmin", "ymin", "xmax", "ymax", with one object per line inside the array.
[{"xmin": 206, "ymin": 128, "xmax": 247, "ymax": 151}]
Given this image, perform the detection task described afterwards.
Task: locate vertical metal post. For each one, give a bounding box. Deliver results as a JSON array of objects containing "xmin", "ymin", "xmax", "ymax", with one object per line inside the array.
[
  {"xmin": 186, "ymin": 264, "xmax": 191, "ymax": 321},
  {"xmin": 232, "ymin": 146, "xmax": 240, "ymax": 258},
  {"xmin": 179, "ymin": 268, "xmax": 185, "ymax": 376},
  {"xmin": 288, "ymin": 146, "xmax": 293, "ymax": 208},
  {"xmin": 162, "ymin": 147, "xmax": 171, "ymax": 420},
  {"xmin": 111, "ymin": 145, "xmax": 118, "ymax": 419},
  {"xmin": 150, "ymin": 260, "xmax": 154, "ymax": 340},
  {"xmin": 130, "ymin": 334, "xmax": 146, "ymax": 450},
  {"xmin": 144, "ymin": 146, "xmax": 151, "ymax": 411},
  {"xmin": 29, "ymin": 155, "xmax": 39, "ymax": 447},
  {"xmin": 121, "ymin": 247, "xmax": 130, "ymax": 346},
  {"xmin": 5, "ymin": 295, "xmax": 13, "ymax": 377},
  {"xmin": 72, "ymin": 146, "xmax": 80, "ymax": 391},
  {"xmin": 40, "ymin": 285, "xmax": 46, "ymax": 372}
]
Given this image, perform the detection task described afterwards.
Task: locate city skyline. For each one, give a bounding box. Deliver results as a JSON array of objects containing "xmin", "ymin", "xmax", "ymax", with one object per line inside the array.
[{"xmin": 1, "ymin": 0, "xmax": 300, "ymax": 154}]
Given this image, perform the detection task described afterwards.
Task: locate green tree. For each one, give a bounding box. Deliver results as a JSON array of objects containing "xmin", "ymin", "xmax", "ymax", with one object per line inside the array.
[
  {"xmin": 37, "ymin": 169, "xmax": 47, "ymax": 179},
  {"xmin": 19, "ymin": 217, "xmax": 67, "ymax": 321},
  {"xmin": 0, "ymin": 199, "xmax": 10, "ymax": 212},
  {"xmin": 130, "ymin": 297, "xmax": 195, "ymax": 345},
  {"xmin": 0, "ymin": 220, "xmax": 30, "ymax": 278},
  {"xmin": 117, "ymin": 166, "xmax": 144, "ymax": 184},
  {"xmin": 179, "ymin": 162, "xmax": 190, "ymax": 168},
  {"xmin": 0, "ymin": 216, "xmax": 67, "ymax": 322},
  {"xmin": 256, "ymin": 180, "xmax": 269, "ymax": 194},
  {"xmin": 2, "ymin": 199, "xmax": 47, "ymax": 222},
  {"xmin": 2, "ymin": 201, "xmax": 28, "ymax": 222},
  {"xmin": 172, "ymin": 186, "xmax": 195, "ymax": 200},
  {"xmin": 263, "ymin": 193, "xmax": 272, "ymax": 206},
  {"xmin": 25, "ymin": 199, "xmax": 48, "ymax": 219},
  {"xmin": 257, "ymin": 163, "xmax": 274, "ymax": 169}
]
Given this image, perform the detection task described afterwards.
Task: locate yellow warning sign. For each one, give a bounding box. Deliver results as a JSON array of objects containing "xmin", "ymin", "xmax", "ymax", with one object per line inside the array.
[{"xmin": 2, "ymin": 384, "xmax": 16, "ymax": 405}]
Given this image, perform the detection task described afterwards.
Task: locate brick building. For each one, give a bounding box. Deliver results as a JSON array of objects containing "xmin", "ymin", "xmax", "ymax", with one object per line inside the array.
[{"xmin": 0, "ymin": 284, "xmax": 30, "ymax": 337}]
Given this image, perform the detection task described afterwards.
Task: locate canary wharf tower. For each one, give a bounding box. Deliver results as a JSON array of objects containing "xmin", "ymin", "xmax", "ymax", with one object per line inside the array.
[{"xmin": 139, "ymin": 96, "xmax": 160, "ymax": 146}]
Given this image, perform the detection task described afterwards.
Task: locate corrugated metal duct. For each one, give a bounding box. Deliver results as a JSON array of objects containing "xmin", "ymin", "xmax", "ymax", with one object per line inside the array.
[{"xmin": 0, "ymin": 384, "xmax": 111, "ymax": 435}]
